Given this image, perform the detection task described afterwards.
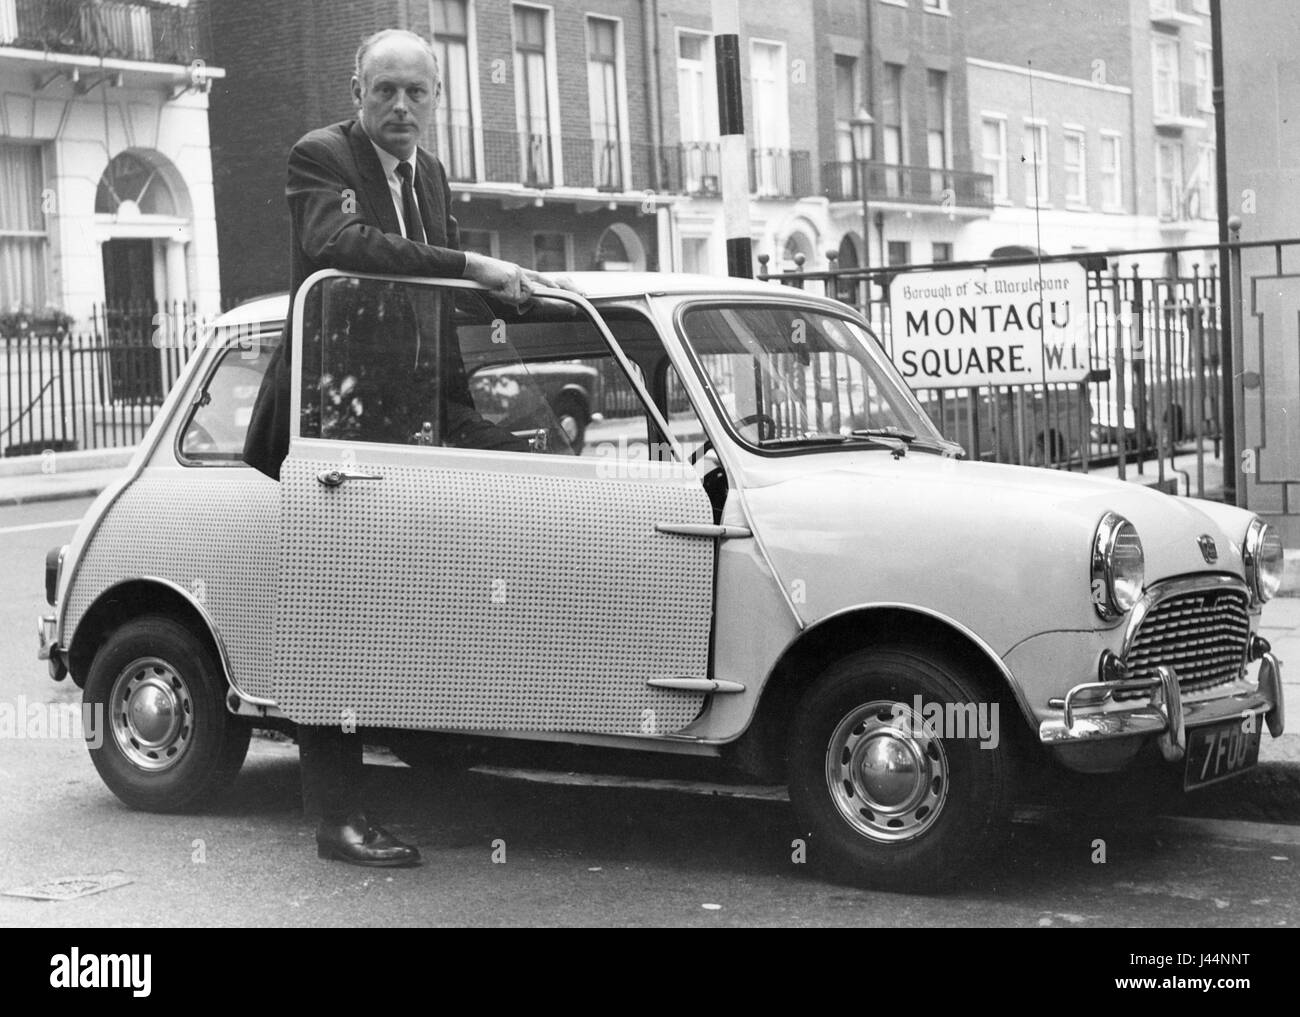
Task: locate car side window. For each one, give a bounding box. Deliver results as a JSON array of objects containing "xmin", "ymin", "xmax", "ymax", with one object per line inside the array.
[
  {"xmin": 297, "ymin": 276, "xmax": 662, "ymax": 462},
  {"xmin": 179, "ymin": 331, "xmax": 279, "ymax": 463}
]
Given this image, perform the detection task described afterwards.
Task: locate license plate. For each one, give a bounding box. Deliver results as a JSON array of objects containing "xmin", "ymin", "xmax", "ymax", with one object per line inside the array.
[{"xmin": 1183, "ymin": 717, "xmax": 1262, "ymax": 790}]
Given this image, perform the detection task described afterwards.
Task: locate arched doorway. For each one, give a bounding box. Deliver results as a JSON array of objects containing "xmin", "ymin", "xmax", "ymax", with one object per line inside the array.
[
  {"xmin": 837, "ymin": 233, "xmax": 861, "ymax": 269},
  {"xmin": 594, "ymin": 223, "xmax": 646, "ymax": 271},
  {"xmin": 96, "ymin": 149, "xmax": 192, "ymax": 314},
  {"xmin": 782, "ymin": 230, "xmax": 816, "ymax": 270},
  {"xmin": 95, "ymin": 150, "xmax": 193, "ymax": 399}
]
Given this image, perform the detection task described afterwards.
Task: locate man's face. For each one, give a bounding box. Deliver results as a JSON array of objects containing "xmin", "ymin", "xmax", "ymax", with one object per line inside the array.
[{"xmin": 352, "ymin": 37, "xmax": 439, "ymax": 161}]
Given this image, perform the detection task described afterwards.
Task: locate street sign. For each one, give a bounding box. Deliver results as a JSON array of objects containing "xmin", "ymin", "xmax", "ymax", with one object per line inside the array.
[{"xmin": 888, "ymin": 261, "xmax": 1091, "ymax": 389}]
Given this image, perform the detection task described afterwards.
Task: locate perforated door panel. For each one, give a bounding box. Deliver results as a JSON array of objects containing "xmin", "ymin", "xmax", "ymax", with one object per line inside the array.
[
  {"xmin": 274, "ymin": 455, "xmax": 715, "ymax": 733},
  {"xmin": 64, "ymin": 470, "xmax": 279, "ymax": 698}
]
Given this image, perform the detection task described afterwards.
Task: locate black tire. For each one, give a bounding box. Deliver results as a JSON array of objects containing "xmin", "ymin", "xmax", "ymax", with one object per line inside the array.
[
  {"xmin": 787, "ymin": 646, "xmax": 1013, "ymax": 892},
  {"xmin": 84, "ymin": 615, "xmax": 250, "ymax": 812}
]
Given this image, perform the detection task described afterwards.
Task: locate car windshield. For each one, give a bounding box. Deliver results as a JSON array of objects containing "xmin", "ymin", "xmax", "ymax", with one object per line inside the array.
[{"xmin": 677, "ymin": 303, "xmax": 950, "ymax": 453}]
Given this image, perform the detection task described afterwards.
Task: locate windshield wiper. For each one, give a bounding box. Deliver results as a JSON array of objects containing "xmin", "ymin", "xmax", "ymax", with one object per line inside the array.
[
  {"xmin": 850, "ymin": 428, "xmax": 965, "ymax": 458},
  {"xmin": 851, "ymin": 426, "xmax": 916, "ymax": 443},
  {"xmin": 759, "ymin": 432, "xmax": 852, "ymax": 448}
]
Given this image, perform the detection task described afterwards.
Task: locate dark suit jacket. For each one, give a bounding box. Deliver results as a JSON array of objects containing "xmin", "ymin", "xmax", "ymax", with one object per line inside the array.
[{"xmin": 243, "ymin": 119, "xmax": 467, "ymax": 479}]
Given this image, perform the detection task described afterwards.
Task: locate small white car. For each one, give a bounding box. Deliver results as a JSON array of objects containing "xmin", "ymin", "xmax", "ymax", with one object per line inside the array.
[{"xmin": 38, "ymin": 270, "xmax": 1287, "ymax": 889}]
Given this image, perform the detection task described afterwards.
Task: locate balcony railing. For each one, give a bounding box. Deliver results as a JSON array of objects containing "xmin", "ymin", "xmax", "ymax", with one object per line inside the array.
[
  {"xmin": 823, "ymin": 160, "xmax": 995, "ymax": 209},
  {"xmin": 0, "ymin": 0, "xmax": 211, "ymax": 65},
  {"xmin": 659, "ymin": 142, "xmax": 722, "ymax": 197},
  {"xmin": 483, "ymin": 128, "xmax": 554, "ymax": 188},
  {"xmin": 749, "ymin": 148, "xmax": 812, "ymax": 198},
  {"xmin": 561, "ymin": 135, "xmax": 625, "ymax": 191}
]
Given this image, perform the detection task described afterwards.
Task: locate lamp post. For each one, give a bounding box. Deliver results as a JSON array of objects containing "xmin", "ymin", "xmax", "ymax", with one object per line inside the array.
[
  {"xmin": 849, "ymin": 107, "xmax": 875, "ymax": 318},
  {"xmin": 849, "ymin": 107, "xmax": 875, "ymax": 271}
]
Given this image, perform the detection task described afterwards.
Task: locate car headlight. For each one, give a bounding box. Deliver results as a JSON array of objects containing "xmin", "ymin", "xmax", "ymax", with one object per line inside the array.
[
  {"xmin": 1243, "ymin": 517, "xmax": 1284, "ymax": 603},
  {"xmin": 1091, "ymin": 512, "xmax": 1145, "ymax": 619}
]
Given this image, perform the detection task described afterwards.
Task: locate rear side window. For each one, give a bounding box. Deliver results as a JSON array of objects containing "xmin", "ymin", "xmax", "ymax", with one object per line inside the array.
[{"xmin": 179, "ymin": 330, "xmax": 279, "ymax": 463}]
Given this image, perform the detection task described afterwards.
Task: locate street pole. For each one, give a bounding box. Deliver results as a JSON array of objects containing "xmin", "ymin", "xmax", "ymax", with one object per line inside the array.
[
  {"xmin": 1210, "ymin": 0, "xmax": 1237, "ymax": 505},
  {"xmin": 712, "ymin": 0, "xmax": 752, "ymax": 278}
]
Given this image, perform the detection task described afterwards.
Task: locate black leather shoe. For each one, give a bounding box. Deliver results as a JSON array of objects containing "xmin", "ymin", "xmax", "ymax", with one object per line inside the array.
[{"xmin": 315, "ymin": 814, "xmax": 421, "ymax": 867}]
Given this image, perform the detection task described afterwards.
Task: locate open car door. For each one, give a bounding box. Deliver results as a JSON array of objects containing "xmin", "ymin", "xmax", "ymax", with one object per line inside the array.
[{"xmin": 273, "ymin": 272, "xmax": 716, "ymax": 737}]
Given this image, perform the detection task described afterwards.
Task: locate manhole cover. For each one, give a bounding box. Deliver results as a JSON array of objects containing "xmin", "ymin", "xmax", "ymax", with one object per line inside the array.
[{"xmin": 2, "ymin": 872, "xmax": 133, "ymax": 901}]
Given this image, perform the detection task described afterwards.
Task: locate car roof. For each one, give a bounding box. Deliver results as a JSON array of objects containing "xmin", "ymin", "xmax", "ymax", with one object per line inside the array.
[
  {"xmin": 213, "ymin": 293, "xmax": 290, "ymax": 328},
  {"xmin": 211, "ymin": 272, "xmax": 825, "ymax": 328}
]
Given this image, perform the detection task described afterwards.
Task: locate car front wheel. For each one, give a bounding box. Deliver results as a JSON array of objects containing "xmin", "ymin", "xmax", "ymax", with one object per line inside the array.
[
  {"xmin": 84, "ymin": 616, "xmax": 250, "ymax": 812},
  {"xmin": 787, "ymin": 646, "xmax": 1012, "ymax": 891}
]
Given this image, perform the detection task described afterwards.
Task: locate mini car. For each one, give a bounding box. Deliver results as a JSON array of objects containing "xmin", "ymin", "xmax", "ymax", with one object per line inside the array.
[{"xmin": 38, "ymin": 270, "xmax": 1287, "ymax": 890}]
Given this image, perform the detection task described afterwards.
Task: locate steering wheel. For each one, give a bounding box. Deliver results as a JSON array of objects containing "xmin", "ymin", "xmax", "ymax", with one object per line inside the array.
[{"xmin": 689, "ymin": 412, "xmax": 777, "ymax": 464}]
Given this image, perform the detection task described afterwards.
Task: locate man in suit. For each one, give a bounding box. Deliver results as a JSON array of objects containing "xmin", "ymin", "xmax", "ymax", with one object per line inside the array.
[{"xmin": 244, "ymin": 27, "xmax": 548, "ymax": 867}]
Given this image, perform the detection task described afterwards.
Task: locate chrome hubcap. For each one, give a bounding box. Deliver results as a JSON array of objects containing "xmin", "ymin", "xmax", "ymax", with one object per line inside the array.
[
  {"xmin": 825, "ymin": 699, "xmax": 949, "ymax": 843},
  {"xmin": 108, "ymin": 657, "xmax": 194, "ymax": 772}
]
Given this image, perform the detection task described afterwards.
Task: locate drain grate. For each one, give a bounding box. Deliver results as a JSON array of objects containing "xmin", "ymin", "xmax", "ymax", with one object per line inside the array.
[{"xmin": 2, "ymin": 872, "xmax": 133, "ymax": 902}]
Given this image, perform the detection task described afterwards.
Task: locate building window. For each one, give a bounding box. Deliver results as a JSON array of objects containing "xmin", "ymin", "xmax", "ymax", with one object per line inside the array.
[
  {"xmin": 1099, "ymin": 132, "xmax": 1123, "ymax": 210},
  {"xmin": 1156, "ymin": 139, "xmax": 1184, "ymax": 220},
  {"xmin": 1194, "ymin": 142, "xmax": 1216, "ymax": 219},
  {"xmin": 513, "ymin": 5, "xmax": 554, "ymax": 187},
  {"xmin": 931, "ymin": 242, "xmax": 952, "ymax": 263},
  {"xmin": 981, "ymin": 116, "xmax": 1007, "ymax": 201},
  {"xmin": 1063, "ymin": 130, "xmax": 1086, "ymax": 206},
  {"xmin": 749, "ymin": 40, "xmax": 789, "ymax": 197},
  {"xmin": 881, "ymin": 63, "xmax": 904, "ymax": 165},
  {"xmin": 680, "ymin": 236, "xmax": 711, "ymax": 275},
  {"xmin": 1023, "ymin": 122, "xmax": 1048, "ymax": 205},
  {"xmin": 1194, "ymin": 44, "xmax": 1213, "ymax": 111},
  {"xmin": 432, "ymin": 0, "xmax": 476, "ymax": 182},
  {"xmin": 887, "ymin": 241, "xmax": 911, "ymax": 267},
  {"xmin": 587, "ymin": 17, "xmax": 624, "ymax": 191},
  {"xmin": 0, "ymin": 143, "xmax": 49, "ymax": 310},
  {"xmin": 458, "ymin": 229, "xmax": 497, "ymax": 257},
  {"xmin": 922, "ymin": 0, "xmax": 949, "ymax": 12},
  {"xmin": 95, "ymin": 151, "xmax": 177, "ymax": 216},
  {"xmin": 925, "ymin": 69, "xmax": 949, "ymax": 198},
  {"xmin": 881, "ymin": 63, "xmax": 904, "ymax": 198},
  {"xmin": 925, "ymin": 70, "xmax": 948, "ymax": 169},
  {"xmin": 833, "ymin": 54, "xmax": 861, "ymax": 197},
  {"xmin": 1152, "ymin": 36, "xmax": 1180, "ymax": 118},
  {"xmin": 676, "ymin": 31, "xmax": 718, "ymax": 193},
  {"xmin": 533, "ymin": 232, "xmax": 569, "ymax": 271}
]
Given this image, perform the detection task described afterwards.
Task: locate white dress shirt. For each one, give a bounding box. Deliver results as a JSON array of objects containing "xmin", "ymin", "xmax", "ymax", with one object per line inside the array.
[{"xmin": 367, "ymin": 138, "xmax": 422, "ymax": 238}]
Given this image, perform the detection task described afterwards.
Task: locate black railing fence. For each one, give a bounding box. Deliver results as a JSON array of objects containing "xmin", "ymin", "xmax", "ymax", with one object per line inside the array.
[
  {"xmin": 1, "ymin": 301, "xmax": 204, "ymax": 456},
  {"xmin": 759, "ymin": 238, "xmax": 1300, "ymax": 500}
]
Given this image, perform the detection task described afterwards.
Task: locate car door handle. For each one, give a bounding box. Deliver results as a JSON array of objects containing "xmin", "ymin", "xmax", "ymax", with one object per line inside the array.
[
  {"xmin": 654, "ymin": 522, "xmax": 751, "ymax": 539},
  {"xmin": 316, "ymin": 468, "xmax": 384, "ymax": 487}
]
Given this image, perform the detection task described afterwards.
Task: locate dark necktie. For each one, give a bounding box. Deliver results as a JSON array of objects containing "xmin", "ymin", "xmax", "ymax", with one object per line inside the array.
[{"xmin": 395, "ymin": 162, "xmax": 426, "ymax": 243}]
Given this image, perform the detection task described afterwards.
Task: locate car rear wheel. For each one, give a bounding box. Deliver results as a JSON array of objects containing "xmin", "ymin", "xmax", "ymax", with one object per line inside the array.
[
  {"xmin": 787, "ymin": 646, "xmax": 1013, "ymax": 891},
  {"xmin": 84, "ymin": 616, "xmax": 250, "ymax": 812}
]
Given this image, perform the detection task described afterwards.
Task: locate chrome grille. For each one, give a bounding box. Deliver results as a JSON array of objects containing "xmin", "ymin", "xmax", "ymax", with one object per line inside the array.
[{"xmin": 1117, "ymin": 584, "xmax": 1250, "ymax": 700}]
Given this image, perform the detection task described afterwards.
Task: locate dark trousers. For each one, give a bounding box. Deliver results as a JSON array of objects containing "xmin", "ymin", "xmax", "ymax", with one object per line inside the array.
[{"xmin": 298, "ymin": 725, "xmax": 364, "ymax": 823}]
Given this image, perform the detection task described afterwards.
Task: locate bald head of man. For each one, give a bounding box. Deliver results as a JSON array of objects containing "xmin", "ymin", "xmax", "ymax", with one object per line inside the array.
[{"xmin": 351, "ymin": 29, "xmax": 441, "ymax": 161}]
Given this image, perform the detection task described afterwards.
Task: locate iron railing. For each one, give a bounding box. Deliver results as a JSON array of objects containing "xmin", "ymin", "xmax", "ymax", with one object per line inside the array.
[
  {"xmin": 1, "ymin": 0, "xmax": 210, "ymax": 64},
  {"xmin": 1, "ymin": 301, "xmax": 203, "ymax": 456},
  {"xmin": 757, "ymin": 239, "xmax": 1300, "ymax": 501},
  {"xmin": 823, "ymin": 161, "xmax": 995, "ymax": 208}
]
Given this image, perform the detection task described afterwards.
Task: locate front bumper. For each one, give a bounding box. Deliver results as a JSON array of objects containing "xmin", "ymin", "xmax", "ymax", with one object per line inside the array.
[
  {"xmin": 1038, "ymin": 652, "xmax": 1284, "ymax": 761},
  {"xmin": 37, "ymin": 614, "xmax": 67, "ymax": 681}
]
